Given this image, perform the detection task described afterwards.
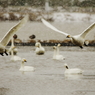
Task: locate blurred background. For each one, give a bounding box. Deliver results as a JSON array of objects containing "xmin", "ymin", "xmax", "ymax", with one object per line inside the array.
[
  {"xmin": 0, "ymin": 0, "xmax": 95, "ymax": 21},
  {"xmin": 0, "ymin": 0, "xmax": 95, "ymax": 46}
]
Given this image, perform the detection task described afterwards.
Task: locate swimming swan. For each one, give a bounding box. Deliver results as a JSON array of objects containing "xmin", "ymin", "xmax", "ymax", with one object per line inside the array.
[
  {"xmin": 35, "ymin": 42, "xmax": 45, "ymax": 55},
  {"xmin": 64, "ymin": 63, "xmax": 82, "ymax": 74},
  {"xmin": 19, "ymin": 58, "xmax": 35, "ymax": 72},
  {"xmin": 10, "ymin": 52, "xmax": 21, "ymax": 62},
  {"xmin": 41, "ymin": 18, "xmax": 95, "ymax": 49},
  {"xmin": 53, "ymin": 44, "xmax": 65, "ymax": 60},
  {"xmin": 10, "ymin": 38, "xmax": 21, "ymax": 61},
  {"xmin": 9, "ymin": 37, "xmax": 18, "ymax": 55},
  {"xmin": 0, "ymin": 15, "xmax": 28, "ymax": 56}
]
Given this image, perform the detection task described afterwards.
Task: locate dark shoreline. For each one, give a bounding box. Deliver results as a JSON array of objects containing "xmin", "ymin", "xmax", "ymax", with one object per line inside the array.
[{"xmin": 7, "ymin": 42, "xmax": 95, "ymax": 46}]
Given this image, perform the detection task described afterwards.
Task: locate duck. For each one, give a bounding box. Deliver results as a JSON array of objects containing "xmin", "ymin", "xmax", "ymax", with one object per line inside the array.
[
  {"xmin": 41, "ymin": 18, "xmax": 95, "ymax": 49},
  {"xmin": 35, "ymin": 42, "xmax": 45, "ymax": 55},
  {"xmin": 19, "ymin": 58, "xmax": 35, "ymax": 72},
  {"xmin": 0, "ymin": 15, "xmax": 28, "ymax": 56},
  {"xmin": 53, "ymin": 44, "xmax": 65, "ymax": 60},
  {"xmin": 64, "ymin": 63, "xmax": 82, "ymax": 74}
]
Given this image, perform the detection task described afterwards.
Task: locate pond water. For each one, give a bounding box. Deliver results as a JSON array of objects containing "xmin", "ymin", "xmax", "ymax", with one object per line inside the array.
[
  {"xmin": 0, "ymin": 46, "xmax": 95, "ymax": 95},
  {"xmin": 0, "ymin": 21, "xmax": 95, "ymax": 41}
]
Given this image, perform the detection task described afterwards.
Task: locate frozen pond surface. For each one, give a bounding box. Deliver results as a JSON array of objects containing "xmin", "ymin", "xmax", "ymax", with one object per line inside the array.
[{"xmin": 0, "ymin": 46, "xmax": 95, "ymax": 95}]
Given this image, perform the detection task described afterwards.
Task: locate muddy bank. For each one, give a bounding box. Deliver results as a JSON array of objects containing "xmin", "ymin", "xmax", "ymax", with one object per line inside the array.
[{"xmin": 7, "ymin": 39, "xmax": 95, "ymax": 46}]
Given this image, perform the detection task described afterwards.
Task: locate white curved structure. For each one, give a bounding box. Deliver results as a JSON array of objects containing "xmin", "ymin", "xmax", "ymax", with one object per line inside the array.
[
  {"xmin": 35, "ymin": 42, "xmax": 45, "ymax": 55},
  {"xmin": 0, "ymin": 15, "xmax": 28, "ymax": 56},
  {"xmin": 9, "ymin": 38, "xmax": 18, "ymax": 55},
  {"xmin": 41, "ymin": 18, "xmax": 95, "ymax": 49},
  {"xmin": 10, "ymin": 38, "xmax": 21, "ymax": 62},
  {"xmin": 19, "ymin": 58, "xmax": 35, "ymax": 72},
  {"xmin": 53, "ymin": 44, "xmax": 65, "ymax": 60},
  {"xmin": 64, "ymin": 63, "xmax": 82, "ymax": 75}
]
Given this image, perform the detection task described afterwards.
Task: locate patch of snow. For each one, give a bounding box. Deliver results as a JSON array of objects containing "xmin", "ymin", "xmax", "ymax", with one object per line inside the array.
[
  {"xmin": 3, "ymin": 13, "xmax": 10, "ymax": 19},
  {"xmin": 52, "ymin": 12, "xmax": 95, "ymax": 22}
]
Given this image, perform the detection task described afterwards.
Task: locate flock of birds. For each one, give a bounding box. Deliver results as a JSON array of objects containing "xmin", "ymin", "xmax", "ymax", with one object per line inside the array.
[{"xmin": 0, "ymin": 14, "xmax": 95, "ymax": 75}]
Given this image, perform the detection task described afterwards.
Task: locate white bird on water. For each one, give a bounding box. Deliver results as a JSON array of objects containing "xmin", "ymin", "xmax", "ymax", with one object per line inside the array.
[
  {"xmin": 19, "ymin": 58, "xmax": 35, "ymax": 72},
  {"xmin": 9, "ymin": 37, "xmax": 18, "ymax": 55},
  {"xmin": 64, "ymin": 63, "xmax": 82, "ymax": 75},
  {"xmin": 35, "ymin": 42, "xmax": 45, "ymax": 55},
  {"xmin": 10, "ymin": 38, "xmax": 21, "ymax": 62},
  {"xmin": 53, "ymin": 44, "xmax": 65, "ymax": 60},
  {"xmin": 41, "ymin": 18, "xmax": 95, "ymax": 49},
  {"xmin": 0, "ymin": 15, "xmax": 28, "ymax": 56}
]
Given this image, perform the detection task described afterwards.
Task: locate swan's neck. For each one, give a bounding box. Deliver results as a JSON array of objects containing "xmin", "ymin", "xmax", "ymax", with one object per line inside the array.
[
  {"xmin": 38, "ymin": 44, "xmax": 41, "ymax": 48},
  {"xmin": 11, "ymin": 38, "xmax": 14, "ymax": 57},
  {"xmin": 11, "ymin": 38, "xmax": 14, "ymax": 47},
  {"xmin": 53, "ymin": 49, "xmax": 57, "ymax": 57},
  {"xmin": 56, "ymin": 47, "xmax": 59, "ymax": 55},
  {"xmin": 21, "ymin": 62, "xmax": 24, "ymax": 69}
]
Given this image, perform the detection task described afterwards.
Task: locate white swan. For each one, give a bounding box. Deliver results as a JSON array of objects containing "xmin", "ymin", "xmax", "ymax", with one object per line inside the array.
[
  {"xmin": 9, "ymin": 37, "xmax": 18, "ymax": 55},
  {"xmin": 0, "ymin": 15, "xmax": 28, "ymax": 56},
  {"xmin": 10, "ymin": 38, "xmax": 21, "ymax": 61},
  {"xmin": 35, "ymin": 42, "xmax": 45, "ymax": 55},
  {"xmin": 10, "ymin": 52, "xmax": 21, "ymax": 62},
  {"xmin": 64, "ymin": 63, "xmax": 82, "ymax": 74},
  {"xmin": 19, "ymin": 58, "xmax": 35, "ymax": 72},
  {"xmin": 41, "ymin": 18, "xmax": 95, "ymax": 49},
  {"xmin": 53, "ymin": 44, "xmax": 65, "ymax": 60}
]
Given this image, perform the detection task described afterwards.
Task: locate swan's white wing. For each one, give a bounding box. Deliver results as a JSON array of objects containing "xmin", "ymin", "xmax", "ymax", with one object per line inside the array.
[
  {"xmin": 0, "ymin": 15, "xmax": 28, "ymax": 46},
  {"xmin": 80, "ymin": 22, "xmax": 95, "ymax": 38},
  {"xmin": 41, "ymin": 18, "xmax": 69, "ymax": 36}
]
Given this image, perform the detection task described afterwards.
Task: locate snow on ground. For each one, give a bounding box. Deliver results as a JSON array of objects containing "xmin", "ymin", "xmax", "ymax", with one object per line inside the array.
[{"xmin": 52, "ymin": 12, "xmax": 95, "ymax": 22}]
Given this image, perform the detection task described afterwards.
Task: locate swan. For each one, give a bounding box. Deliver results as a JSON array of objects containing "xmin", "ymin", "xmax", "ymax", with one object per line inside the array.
[
  {"xmin": 10, "ymin": 47, "xmax": 21, "ymax": 62},
  {"xmin": 0, "ymin": 15, "xmax": 28, "ymax": 56},
  {"xmin": 10, "ymin": 52, "xmax": 21, "ymax": 62},
  {"xmin": 53, "ymin": 44, "xmax": 65, "ymax": 60},
  {"xmin": 19, "ymin": 58, "xmax": 35, "ymax": 72},
  {"xmin": 35, "ymin": 42, "xmax": 45, "ymax": 55},
  {"xmin": 9, "ymin": 37, "xmax": 18, "ymax": 55},
  {"xmin": 8, "ymin": 38, "xmax": 21, "ymax": 61},
  {"xmin": 64, "ymin": 63, "xmax": 82, "ymax": 74},
  {"xmin": 41, "ymin": 18, "xmax": 95, "ymax": 49}
]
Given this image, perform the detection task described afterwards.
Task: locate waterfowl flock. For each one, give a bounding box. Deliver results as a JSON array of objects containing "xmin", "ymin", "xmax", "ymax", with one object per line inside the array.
[{"xmin": 1, "ymin": 15, "xmax": 95, "ymax": 76}]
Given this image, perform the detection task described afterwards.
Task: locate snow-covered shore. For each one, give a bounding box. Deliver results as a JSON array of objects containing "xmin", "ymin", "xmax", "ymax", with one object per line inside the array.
[
  {"xmin": 0, "ymin": 10, "xmax": 95, "ymax": 22},
  {"xmin": 52, "ymin": 12, "xmax": 95, "ymax": 22}
]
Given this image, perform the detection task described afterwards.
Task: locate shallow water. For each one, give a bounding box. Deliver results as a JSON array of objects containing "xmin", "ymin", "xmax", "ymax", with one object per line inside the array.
[{"xmin": 0, "ymin": 46, "xmax": 95, "ymax": 95}]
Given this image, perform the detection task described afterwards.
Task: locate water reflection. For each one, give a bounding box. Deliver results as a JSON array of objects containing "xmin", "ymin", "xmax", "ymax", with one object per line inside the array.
[{"xmin": 64, "ymin": 74, "xmax": 83, "ymax": 80}]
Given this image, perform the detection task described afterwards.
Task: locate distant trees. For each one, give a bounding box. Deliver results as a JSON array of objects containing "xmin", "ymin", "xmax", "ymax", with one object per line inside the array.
[
  {"xmin": 10, "ymin": 0, "xmax": 26, "ymax": 6},
  {"xmin": 0, "ymin": 0, "xmax": 95, "ymax": 7},
  {"xmin": 79, "ymin": 0, "xmax": 95, "ymax": 7}
]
